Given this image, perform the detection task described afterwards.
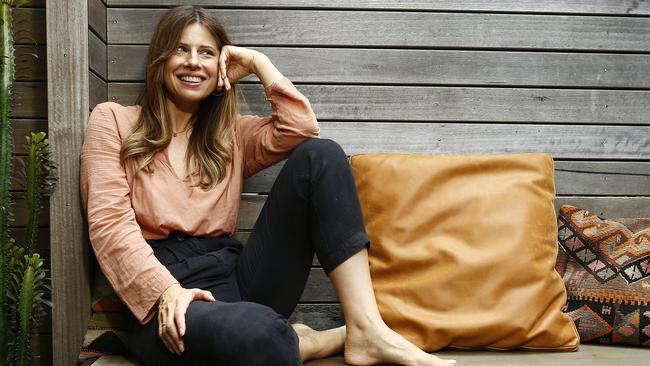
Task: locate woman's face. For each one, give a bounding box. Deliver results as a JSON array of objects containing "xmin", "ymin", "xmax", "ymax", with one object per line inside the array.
[{"xmin": 163, "ymin": 23, "xmax": 220, "ymax": 110}]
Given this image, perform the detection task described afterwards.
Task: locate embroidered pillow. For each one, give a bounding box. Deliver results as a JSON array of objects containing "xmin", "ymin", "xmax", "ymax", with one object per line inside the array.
[
  {"xmin": 555, "ymin": 205, "xmax": 650, "ymax": 347},
  {"xmin": 78, "ymin": 266, "xmax": 129, "ymax": 363},
  {"xmin": 350, "ymin": 153, "xmax": 579, "ymax": 351}
]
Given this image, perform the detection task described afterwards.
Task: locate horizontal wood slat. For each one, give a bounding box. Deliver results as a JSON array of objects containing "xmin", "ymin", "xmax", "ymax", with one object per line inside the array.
[
  {"xmin": 89, "ymin": 0, "xmax": 107, "ymax": 42},
  {"xmin": 108, "ymin": 46, "xmax": 650, "ymax": 88},
  {"xmin": 14, "ymin": 8, "xmax": 46, "ymax": 44},
  {"xmin": 108, "ymin": 84, "xmax": 650, "ymax": 125},
  {"xmin": 237, "ymin": 195, "xmax": 650, "ymax": 231},
  {"xmin": 303, "ymin": 269, "xmax": 338, "ymax": 302},
  {"xmin": 107, "ymin": 9, "xmax": 650, "ymax": 52},
  {"xmin": 9, "ymin": 119, "xmax": 48, "ymax": 155},
  {"xmin": 31, "ymin": 334, "xmax": 53, "ymax": 366},
  {"xmin": 15, "ymin": 45, "xmax": 46, "ymax": 81},
  {"xmin": 89, "ymin": 30, "xmax": 107, "ymax": 79},
  {"xmin": 90, "ymin": 72, "xmax": 108, "ymax": 109},
  {"xmin": 12, "ymin": 82, "xmax": 47, "ymax": 118},
  {"xmin": 105, "ymin": 0, "xmax": 650, "ymax": 15},
  {"xmin": 243, "ymin": 161, "xmax": 650, "ymax": 196},
  {"xmin": 8, "ymin": 196, "xmax": 50, "ymax": 227},
  {"xmin": 319, "ymin": 122, "xmax": 649, "ymax": 159},
  {"xmin": 289, "ymin": 304, "xmax": 343, "ymax": 330}
]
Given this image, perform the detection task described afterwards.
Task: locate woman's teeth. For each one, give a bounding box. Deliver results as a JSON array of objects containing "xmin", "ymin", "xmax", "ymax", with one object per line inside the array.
[{"xmin": 179, "ymin": 75, "xmax": 202, "ymax": 83}]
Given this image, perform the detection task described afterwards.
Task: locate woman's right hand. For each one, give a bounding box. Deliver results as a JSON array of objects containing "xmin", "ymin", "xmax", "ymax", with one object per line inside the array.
[{"xmin": 157, "ymin": 283, "xmax": 216, "ymax": 355}]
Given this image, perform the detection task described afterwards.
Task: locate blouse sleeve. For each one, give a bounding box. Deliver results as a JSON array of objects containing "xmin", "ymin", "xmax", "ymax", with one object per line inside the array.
[
  {"xmin": 237, "ymin": 77, "xmax": 320, "ymax": 178},
  {"xmin": 79, "ymin": 102, "xmax": 179, "ymax": 325}
]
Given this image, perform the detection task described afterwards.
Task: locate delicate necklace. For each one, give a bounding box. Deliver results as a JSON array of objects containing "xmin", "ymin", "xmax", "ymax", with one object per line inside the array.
[{"xmin": 172, "ymin": 124, "xmax": 192, "ymax": 138}]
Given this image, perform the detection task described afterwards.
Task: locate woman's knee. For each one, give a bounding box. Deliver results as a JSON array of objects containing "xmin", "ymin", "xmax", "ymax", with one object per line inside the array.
[
  {"xmin": 293, "ymin": 138, "xmax": 345, "ymax": 159},
  {"xmin": 184, "ymin": 301, "xmax": 300, "ymax": 365}
]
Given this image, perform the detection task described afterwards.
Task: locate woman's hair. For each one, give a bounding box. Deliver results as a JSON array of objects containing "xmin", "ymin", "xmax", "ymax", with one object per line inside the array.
[{"xmin": 120, "ymin": 5, "xmax": 239, "ymax": 191}]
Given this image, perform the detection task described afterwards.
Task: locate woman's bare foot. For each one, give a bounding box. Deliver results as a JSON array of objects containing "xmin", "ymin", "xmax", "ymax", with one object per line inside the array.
[
  {"xmin": 344, "ymin": 321, "xmax": 456, "ymax": 366},
  {"xmin": 292, "ymin": 323, "xmax": 346, "ymax": 362}
]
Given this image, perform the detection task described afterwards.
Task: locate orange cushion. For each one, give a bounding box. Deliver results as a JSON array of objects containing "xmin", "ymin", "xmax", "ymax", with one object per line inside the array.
[{"xmin": 350, "ymin": 153, "xmax": 579, "ymax": 351}]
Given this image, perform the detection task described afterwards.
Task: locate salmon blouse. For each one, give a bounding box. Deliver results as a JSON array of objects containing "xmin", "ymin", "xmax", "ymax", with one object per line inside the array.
[{"xmin": 80, "ymin": 77, "xmax": 320, "ymax": 324}]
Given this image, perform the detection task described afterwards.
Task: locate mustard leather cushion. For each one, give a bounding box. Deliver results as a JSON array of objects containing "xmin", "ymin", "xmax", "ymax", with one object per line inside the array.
[{"xmin": 350, "ymin": 153, "xmax": 580, "ymax": 351}]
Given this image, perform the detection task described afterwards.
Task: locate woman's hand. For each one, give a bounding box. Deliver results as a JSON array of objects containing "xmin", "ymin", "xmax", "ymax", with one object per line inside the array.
[
  {"xmin": 216, "ymin": 45, "xmax": 262, "ymax": 92},
  {"xmin": 157, "ymin": 283, "xmax": 215, "ymax": 355}
]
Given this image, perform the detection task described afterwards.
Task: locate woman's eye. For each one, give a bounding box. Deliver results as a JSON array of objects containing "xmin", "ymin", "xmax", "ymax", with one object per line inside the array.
[
  {"xmin": 176, "ymin": 46, "xmax": 187, "ymax": 53},
  {"xmin": 200, "ymin": 50, "xmax": 214, "ymax": 56}
]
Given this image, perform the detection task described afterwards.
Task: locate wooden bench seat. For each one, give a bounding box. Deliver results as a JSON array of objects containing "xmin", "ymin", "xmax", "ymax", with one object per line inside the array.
[{"xmin": 92, "ymin": 344, "xmax": 650, "ymax": 365}]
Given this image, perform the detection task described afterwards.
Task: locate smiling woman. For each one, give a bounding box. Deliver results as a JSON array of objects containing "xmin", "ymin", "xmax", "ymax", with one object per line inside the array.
[{"xmin": 79, "ymin": 4, "xmax": 456, "ymax": 366}]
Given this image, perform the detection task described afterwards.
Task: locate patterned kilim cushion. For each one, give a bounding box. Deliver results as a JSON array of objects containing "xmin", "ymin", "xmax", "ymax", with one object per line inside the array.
[
  {"xmin": 78, "ymin": 266, "xmax": 129, "ymax": 363},
  {"xmin": 555, "ymin": 205, "xmax": 650, "ymax": 347}
]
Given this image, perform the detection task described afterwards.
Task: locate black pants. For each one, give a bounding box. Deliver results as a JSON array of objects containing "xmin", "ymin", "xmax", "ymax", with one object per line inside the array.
[{"xmin": 126, "ymin": 139, "xmax": 370, "ymax": 366}]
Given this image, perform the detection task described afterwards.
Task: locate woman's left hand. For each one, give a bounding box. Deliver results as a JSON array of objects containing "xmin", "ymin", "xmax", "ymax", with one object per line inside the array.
[{"xmin": 217, "ymin": 45, "xmax": 262, "ymax": 92}]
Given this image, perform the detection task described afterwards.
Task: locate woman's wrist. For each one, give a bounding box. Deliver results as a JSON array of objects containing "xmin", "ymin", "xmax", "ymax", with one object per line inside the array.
[{"xmin": 251, "ymin": 52, "xmax": 284, "ymax": 89}]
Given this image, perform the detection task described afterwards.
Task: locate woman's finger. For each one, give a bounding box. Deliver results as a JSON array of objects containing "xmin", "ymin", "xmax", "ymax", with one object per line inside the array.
[
  {"xmin": 219, "ymin": 47, "xmax": 228, "ymax": 82},
  {"xmin": 158, "ymin": 311, "xmax": 175, "ymax": 354},
  {"xmin": 192, "ymin": 289, "xmax": 216, "ymax": 302},
  {"xmin": 164, "ymin": 302, "xmax": 183, "ymax": 355},
  {"xmin": 174, "ymin": 300, "xmax": 189, "ymax": 343}
]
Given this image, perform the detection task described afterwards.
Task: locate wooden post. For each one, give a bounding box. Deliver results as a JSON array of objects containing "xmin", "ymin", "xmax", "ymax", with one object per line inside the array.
[{"xmin": 46, "ymin": 0, "xmax": 91, "ymax": 365}]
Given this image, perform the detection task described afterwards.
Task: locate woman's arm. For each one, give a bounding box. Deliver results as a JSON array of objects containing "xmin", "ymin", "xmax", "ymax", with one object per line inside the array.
[
  {"xmin": 216, "ymin": 46, "xmax": 320, "ymax": 177},
  {"xmin": 80, "ymin": 102, "xmax": 180, "ymax": 324}
]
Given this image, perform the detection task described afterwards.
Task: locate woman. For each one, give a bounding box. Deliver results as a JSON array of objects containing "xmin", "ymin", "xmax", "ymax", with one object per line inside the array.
[{"xmin": 80, "ymin": 5, "xmax": 455, "ymax": 366}]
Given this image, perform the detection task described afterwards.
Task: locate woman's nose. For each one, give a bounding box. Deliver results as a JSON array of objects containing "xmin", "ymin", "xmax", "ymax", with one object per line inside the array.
[{"xmin": 185, "ymin": 51, "xmax": 200, "ymax": 67}]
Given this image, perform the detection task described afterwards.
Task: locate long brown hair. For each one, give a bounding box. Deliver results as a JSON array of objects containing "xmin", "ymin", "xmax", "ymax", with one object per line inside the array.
[{"xmin": 120, "ymin": 5, "xmax": 239, "ymax": 190}]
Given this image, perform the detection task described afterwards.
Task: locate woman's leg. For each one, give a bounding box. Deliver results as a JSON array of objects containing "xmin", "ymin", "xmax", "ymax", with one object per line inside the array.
[
  {"xmin": 238, "ymin": 138, "xmax": 455, "ymax": 365},
  {"xmin": 127, "ymin": 300, "xmax": 301, "ymax": 366},
  {"xmin": 237, "ymin": 138, "xmax": 366, "ymax": 361}
]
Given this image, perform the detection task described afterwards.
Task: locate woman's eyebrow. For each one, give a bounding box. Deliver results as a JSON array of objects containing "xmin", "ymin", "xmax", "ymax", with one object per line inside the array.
[{"xmin": 178, "ymin": 42, "xmax": 216, "ymax": 50}]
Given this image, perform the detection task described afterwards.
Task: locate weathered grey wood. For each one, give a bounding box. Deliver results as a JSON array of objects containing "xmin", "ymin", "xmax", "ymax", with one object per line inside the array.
[
  {"xmin": 11, "ymin": 82, "xmax": 47, "ymax": 118},
  {"xmin": 109, "ymin": 84, "xmax": 650, "ymax": 125},
  {"xmin": 109, "ymin": 46, "xmax": 650, "ymax": 88},
  {"xmin": 237, "ymin": 196, "xmax": 650, "ymax": 231},
  {"xmin": 243, "ymin": 161, "xmax": 650, "ymax": 196},
  {"xmin": 9, "ymin": 119, "xmax": 48, "ymax": 155},
  {"xmin": 31, "ymin": 334, "xmax": 53, "ymax": 366},
  {"xmin": 302, "ymin": 269, "xmax": 338, "ymax": 302},
  {"xmin": 90, "ymin": 71, "xmax": 108, "ymax": 109},
  {"xmin": 88, "ymin": 0, "xmax": 107, "ymax": 42},
  {"xmin": 14, "ymin": 8, "xmax": 46, "ymax": 44},
  {"xmin": 289, "ymin": 304, "xmax": 344, "ymax": 331},
  {"xmin": 318, "ymin": 122, "xmax": 650, "ymax": 159},
  {"xmin": 108, "ymin": 9, "xmax": 650, "ymax": 52},
  {"xmin": 554, "ymin": 161, "xmax": 650, "ymax": 195},
  {"xmin": 7, "ymin": 195, "xmax": 49, "ymax": 228},
  {"xmin": 302, "ymin": 345, "xmax": 650, "ymax": 366},
  {"xmin": 105, "ymin": 0, "xmax": 650, "ymax": 15},
  {"xmin": 47, "ymin": 1, "xmax": 91, "ymax": 365},
  {"xmin": 89, "ymin": 30, "xmax": 107, "ymax": 79},
  {"xmin": 68, "ymin": 344, "xmax": 650, "ymax": 366},
  {"xmin": 15, "ymin": 45, "xmax": 46, "ymax": 81},
  {"xmin": 8, "ymin": 227, "xmax": 50, "ymax": 263}
]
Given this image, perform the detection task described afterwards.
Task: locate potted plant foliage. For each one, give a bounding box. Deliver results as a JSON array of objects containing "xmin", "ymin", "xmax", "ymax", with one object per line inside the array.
[{"xmin": 0, "ymin": 1, "xmax": 57, "ymax": 365}]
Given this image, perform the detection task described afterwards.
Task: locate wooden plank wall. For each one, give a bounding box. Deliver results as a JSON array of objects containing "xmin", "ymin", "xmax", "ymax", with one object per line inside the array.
[
  {"xmin": 7, "ymin": 0, "xmax": 52, "ymax": 364},
  {"xmin": 46, "ymin": 0, "xmax": 99, "ymax": 364},
  {"xmin": 95, "ymin": 0, "xmax": 650, "ymax": 337}
]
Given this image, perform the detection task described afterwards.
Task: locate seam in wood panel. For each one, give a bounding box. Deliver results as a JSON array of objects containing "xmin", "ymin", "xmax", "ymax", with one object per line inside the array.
[
  {"xmin": 106, "ymin": 43, "xmax": 650, "ymax": 55},
  {"xmin": 89, "ymin": 65, "xmax": 108, "ymax": 83},
  {"xmin": 555, "ymin": 168, "xmax": 650, "ymax": 177},
  {"xmin": 105, "ymin": 5, "xmax": 650, "ymax": 18}
]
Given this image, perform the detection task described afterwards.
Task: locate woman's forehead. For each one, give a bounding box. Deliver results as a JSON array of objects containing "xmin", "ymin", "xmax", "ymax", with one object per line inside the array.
[{"xmin": 178, "ymin": 23, "xmax": 218, "ymax": 47}]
